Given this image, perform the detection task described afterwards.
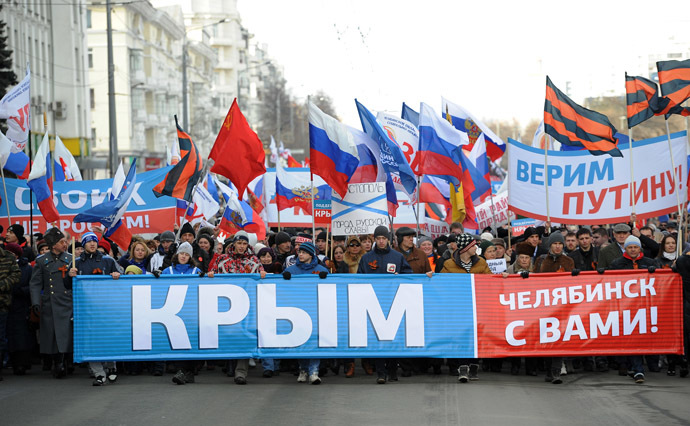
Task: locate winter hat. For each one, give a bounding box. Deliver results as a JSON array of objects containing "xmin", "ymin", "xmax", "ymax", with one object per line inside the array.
[
  {"xmin": 346, "ymin": 235, "xmax": 361, "ymax": 247},
  {"xmin": 177, "ymin": 242, "xmax": 194, "ymax": 257},
  {"xmin": 316, "ymin": 231, "xmax": 328, "ymax": 241},
  {"xmin": 179, "ymin": 222, "xmax": 195, "ymax": 238},
  {"xmin": 455, "ymin": 233, "xmax": 477, "ymax": 254},
  {"xmin": 81, "ymin": 232, "xmax": 99, "ymax": 246},
  {"xmin": 479, "ymin": 239, "xmax": 494, "ymax": 254},
  {"xmin": 548, "ymin": 232, "xmax": 565, "ymax": 247},
  {"xmin": 44, "ymin": 228, "xmax": 65, "ymax": 248},
  {"xmin": 298, "ymin": 241, "xmax": 317, "ymax": 258},
  {"xmin": 612, "ymin": 223, "xmax": 631, "ymax": 233},
  {"xmin": 4, "ymin": 243, "xmax": 22, "ymax": 258},
  {"xmin": 395, "ymin": 227, "xmax": 416, "ymax": 245},
  {"xmin": 417, "ymin": 235, "xmax": 433, "ymax": 247},
  {"xmin": 36, "ymin": 239, "xmax": 49, "ymax": 253},
  {"xmin": 257, "ymin": 247, "xmax": 276, "ymax": 262},
  {"xmin": 198, "ymin": 226, "xmax": 215, "ymax": 238},
  {"xmin": 491, "ymin": 238, "xmax": 506, "ymax": 248},
  {"xmin": 160, "ymin": 231, "xmax": 176, "ymax": 243},
  {"xmin": 254, "ymin": 242, "xmax": 267, "ymax": 253},
  {"xmin": 275, "ymin": 231, "xmax": 291, "ymax": 246},
  {"xmin": 515, "ymin": 242, "xmax": 534, "ymax": 257},
  {"xmin": 125, "ymin": 265, "xmax": 143, "ymax": 275},
  {"xmin": 98, "ymin": 239, "xmax": 111, "ymax": 253},
  {"xmin": 197, "ymin": 234, "xmax": 215, "ymax": 249},
  {"xmin": 624, "ymin": 235, "xmax": 642, "ymax": 249},
  {"xmin": 234, "ymin": 231, "xmax": 250, "ymax": 243},
  {"xmin": 480, "ymin": 232, "xmax": 494, "ymax": 241},
  {"xmin": 7, "ymin": 224, "xmax": 24, "ymax": 239},
  {"xmin": 295, "ymin": 233, "xmax": 312, "ymax": 244},
  {"xmin": 522, "ymin": 227, "xmax": 539, "ymax": 239},
  {"xmin": 374, "ymin": 225, "xmax": 390, "ymax": 240}
]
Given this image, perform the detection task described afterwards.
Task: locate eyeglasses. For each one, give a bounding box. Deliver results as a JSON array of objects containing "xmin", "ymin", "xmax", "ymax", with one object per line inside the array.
[{"xmin": 349, "ymin": 243, "xmax": 361, "ymax": 247}]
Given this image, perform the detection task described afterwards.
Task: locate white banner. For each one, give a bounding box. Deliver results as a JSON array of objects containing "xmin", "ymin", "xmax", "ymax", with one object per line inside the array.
[
  {"xmin": 331, "ymin": 182, "xmax": 388, "ymax": 236},
  {"xmin": 0, "ymin": 69, "xmax": 30, "ymax": 153},
  {"xmin": 474, "ymin": 192, "xmax": 515, "ymax": 230},
  {"xmin": 507, "ymin": 133, "xmax": 688, "ymax": 224}
]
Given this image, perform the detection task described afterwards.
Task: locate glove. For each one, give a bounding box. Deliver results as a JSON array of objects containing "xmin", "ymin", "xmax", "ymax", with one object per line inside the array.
[
  {"xmin": 520, "ymin": 271, "xmax": 529, "ymax": 279},
  {"xmin": 319, "ymin": 271, "xmax": 328, "ymax": 279},
  {"xmin": 198, "ymin": 271, "xmax": 206, "ymax": 278},
  {"xmin": 671, "ymin": 264, "xmax": 678, "ymax": 273},
  {"xmin": 31, "ymin": 304, "xmax": 41, "ymax": 316},
  {"xmin": 597, "ymin": 268, "xmax": 606, "ymax": 274},
  {"xmin": 571, "ymin": 269, "xmax": 580, "ymax": 276},
  {"xmin": 167, "ymin": 243, "xmax": 178, "ymax": 256},
  {"xmin": 282, "ymin": 271, "xmax": 291, "ymax": 280},
  {"xmin": 152, "ymin": 269, "xmax": 161, "ymax": 278},
  {"xmin": 647, "ymin": 266, "xmax": 656, "ymax": 273}
]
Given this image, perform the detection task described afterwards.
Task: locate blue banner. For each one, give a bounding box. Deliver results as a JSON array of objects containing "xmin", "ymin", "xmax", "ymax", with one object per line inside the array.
[
  {"xmin": 1, "ymin": 167, "xmax": 176, "ymax": 234},
  {"xmin": 73, "ymin": 274, "xmax": 476, "ymax": 362}
]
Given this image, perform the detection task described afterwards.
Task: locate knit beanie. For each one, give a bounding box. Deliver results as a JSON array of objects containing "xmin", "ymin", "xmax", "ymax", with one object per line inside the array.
[
  {"xmin": 548, "ymin": 232, "xmax": 565, "ymax": 247},
  {"xmin": 275, "ymin": 231, "xmax": 291, "ymax": 246},
  {"xmin": 160, "ymin": 231, "xmax": 176, "ymax": 242},
  {"xmin": 624, "ymin": 235, "xmax": 641, "ymax": 249},
  {"xmin": 374, "ymin": 225, "xmax": 390, "ymax": 240},
  {"xmin": 298, "ymin": 241, "xmax": 317, "ymax": 258},
  {"xmin": 455, "ymin": 233, "xmax": 477, "ymax": 254},
  {"xmin": 81, "ymin": 232, "xmax": 99, "ymax": 246},
  {"xmin": 8, "ymin": 224, "xmax": 24, "ymax": 239},
  {"xmin": 417, "ymin": 235, "xmax": 433, "ymax": 248},
  {"xmin": 125, "ymin": 265, "xmax": 143, "ymax": 275},
  {"xmin": 177, "ymin": 242, "xmax": 194, "ymax": 256},
  {"xmin": 179, "ymin": 222, "xmax": 195, "ymax": 238}
]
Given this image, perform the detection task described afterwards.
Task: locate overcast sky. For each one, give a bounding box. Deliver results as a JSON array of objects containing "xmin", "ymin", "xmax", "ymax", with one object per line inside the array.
[{"xmin": 238, "ymin": 0, "xmax": 690, "ymax": 133}]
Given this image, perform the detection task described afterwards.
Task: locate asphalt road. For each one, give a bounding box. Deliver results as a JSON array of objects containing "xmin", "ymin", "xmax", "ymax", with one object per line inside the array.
[{"xmin": 1, "ymin": 362, "xmax": 689, "ymax": 426}]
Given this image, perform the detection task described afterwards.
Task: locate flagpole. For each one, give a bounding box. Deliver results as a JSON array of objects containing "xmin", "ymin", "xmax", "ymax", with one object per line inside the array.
[
  {"xmin": 0, "ymin": 168, "xmax": 11, "ymax": 225},
  {"xmin": 664, "ymin": 119, "xmax": 684, "ymax": 256},
  {"xmin": 628, "ymin": 126, "xmax": 636, "ymax": 228},
  {"xmin": 310, "ymin": 171, "xmax": 316, "ymax": 239},
  {"xmin": 485, "ymin": 142, "xmax": 499, "ymax": 232},
  {"xmin": 415, "ymin": 175, "xmax": 421, "ymax": 238},
  {"xmin": 545, "ymin": 136, "xmax": 551, "ymax": 233}
]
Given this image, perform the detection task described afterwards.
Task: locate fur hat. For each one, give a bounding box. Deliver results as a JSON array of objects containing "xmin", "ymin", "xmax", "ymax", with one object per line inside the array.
[
  {"xmin": 515, "ymin": 242, "xmax": 534, "ymax": 257},
  {"xmin": 44, "ymin": 228, "xmax": 65, "ymax": 248}
]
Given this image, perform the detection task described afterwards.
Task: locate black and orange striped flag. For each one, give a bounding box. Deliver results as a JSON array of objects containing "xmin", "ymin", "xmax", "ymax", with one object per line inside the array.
[
  {"xmin": 153, "ymin": 116, "xmax": 203, "ymax": 202},
  {"xmin": 625, "ymin": 73, "xmax": 668, "ymax": 128},
  {"xmin": 657, "ymin": 59, "xmax": 690, "ymax": 117},
  {"xmin": 544, "ymin": 76, "xmax": 621, "ymax": 157}
]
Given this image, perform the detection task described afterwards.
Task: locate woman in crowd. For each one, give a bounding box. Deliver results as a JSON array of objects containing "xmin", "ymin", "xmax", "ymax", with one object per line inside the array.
[
  {"xmin": 418, "ymin": 236, "xmax": 438, "ymax": 271},
  {"xmin": 656, "ymin": 235, "xmax": 678, "ymax": 269},
  {"xmin": 343, "ymin": 236, "xmax": 364, "ymax": 273},
  {"xmin": 161, "ymin": 243, "xmax": 201, "ymax": 276},
  {"xmin": 360, "ymin": 234, "xmax": 373, "ymax": 253},
  {"xmin": 328, "ymin": 245, "xmax": 348, "ymax": 273},
  {"xmin": 118, "ymin": 240, "xmax": 152, "ymax": 273},
  {"xmin": 257, "ymin": 246, "xmax": 283, "ymax": 274}
]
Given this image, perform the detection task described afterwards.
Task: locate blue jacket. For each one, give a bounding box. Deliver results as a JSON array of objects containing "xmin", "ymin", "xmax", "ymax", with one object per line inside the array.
[
  {"xmin": 76, "ymin": 251, "xmax": 120, "ymax": 276},
  {"xmin": 357, "ymin": 245, "xmax": 412, "ymax": 274},
  {"xmin": 285, "ymin": 255, "xmax": 329, "ymax": 275},
  {"xmin": 162, "ymin": 263, "xmax": 201, "ymax": 275}
]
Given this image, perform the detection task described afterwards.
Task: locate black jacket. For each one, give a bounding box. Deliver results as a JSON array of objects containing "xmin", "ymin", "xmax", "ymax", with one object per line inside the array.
[{"xmin": 568, "ymin": 246, "xmax": 599, "ymax": 271}]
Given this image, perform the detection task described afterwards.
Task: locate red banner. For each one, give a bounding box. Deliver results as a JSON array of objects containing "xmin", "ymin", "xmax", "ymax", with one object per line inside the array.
[{"xmin": 474, "ymin": 270, "xmax": 683, "ymax": 357}]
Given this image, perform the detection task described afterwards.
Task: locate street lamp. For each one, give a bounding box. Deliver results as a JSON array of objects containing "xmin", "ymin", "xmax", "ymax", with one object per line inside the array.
[{"xmin": 182, "ymin": 18, "xmax": 229, "ymax": 130}]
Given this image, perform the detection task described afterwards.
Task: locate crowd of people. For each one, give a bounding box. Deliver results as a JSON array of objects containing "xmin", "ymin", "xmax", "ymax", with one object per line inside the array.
[{"xmin": 0, "ymin": 217, "xmax": 688, "ymax": 387}]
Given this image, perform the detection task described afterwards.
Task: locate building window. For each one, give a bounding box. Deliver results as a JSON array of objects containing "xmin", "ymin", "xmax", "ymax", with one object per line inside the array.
[
  {"xmin": 130, "ymin": 49, "xmax": 143, "ymax": 72},
  {"xmin": 90, "ymin": 88, "xmax": 95, "ymax": 109},
  {"xmin": 88, "ymin": 48, "xmax": 93, "ymax": 69},
  {"xmin": 131, "ymin": 90, "xmax": 145, "ymax": 111},
  {"xmin": 87, "ymin": 10, "xmax": 92, "ymax": 28},
  {"xmin": 75, "ymin": 48, "xmax": 81, "ymax": 82}
]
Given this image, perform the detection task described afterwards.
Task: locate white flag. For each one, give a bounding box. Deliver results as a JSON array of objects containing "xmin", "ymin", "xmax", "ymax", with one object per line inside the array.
[{"xmin": 0, "ymin": 68, "xmax": 30, "ymax": 153}]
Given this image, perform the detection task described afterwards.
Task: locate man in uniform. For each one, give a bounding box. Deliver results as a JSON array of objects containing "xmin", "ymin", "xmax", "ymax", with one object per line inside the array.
[{"xmin": 30, "ymin": 228, "xmax": 74, "ymax": 379}]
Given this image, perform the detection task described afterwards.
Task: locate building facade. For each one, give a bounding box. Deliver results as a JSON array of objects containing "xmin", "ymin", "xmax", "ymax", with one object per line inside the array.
[{"xmin": 1, "ymin": 1, "xmax": 91, "ymax": 173}]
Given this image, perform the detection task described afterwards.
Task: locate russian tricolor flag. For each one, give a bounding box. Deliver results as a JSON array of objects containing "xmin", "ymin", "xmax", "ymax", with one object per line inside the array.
[
  {"xmin": 4, "ymin": 152, "xmax": 31, "ymax": 179},
  {"xmin": 27, "ymin": 133, "xmax": 59, "ymax": 223},
  {"xmin": 216, "ymin": 179, "xmax": 266, "ymax": 240},
  {"xmin": 418, "ymin": 102, "xmax": 469, "ymax": 186},
  {"xmin": 465, "ymin": 134, "xmax": 492, "ymax": 203},
  {"xmin": 308, "ymin": 102, "xmax": 360, "ymax": 198},
  {"xmin": 441, "ymin": 97, "xmax": 506, "ymax": 161},
  {"xmin": 275, "ymin": 161, "xmax": 332, "ymax": 215}
]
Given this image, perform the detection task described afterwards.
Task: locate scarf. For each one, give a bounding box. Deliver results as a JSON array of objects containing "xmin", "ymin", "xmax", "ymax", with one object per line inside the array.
[
  {"xmin": 622, "ymin": 252, "xmax": 644, "ymax": 268},
  {"xmin": 663, "ymin": 251, "xmax": 677, "ymax": 261}
]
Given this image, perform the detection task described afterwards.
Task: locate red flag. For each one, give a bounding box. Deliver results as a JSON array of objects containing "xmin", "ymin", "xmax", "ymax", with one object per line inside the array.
[
  {"xmin": 209, "ymin": 100, "xmax": 266, "ymax": 198},
  {"xmin": 287, "ymin": 154, "xmax": 301, "ymax": 168}
]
